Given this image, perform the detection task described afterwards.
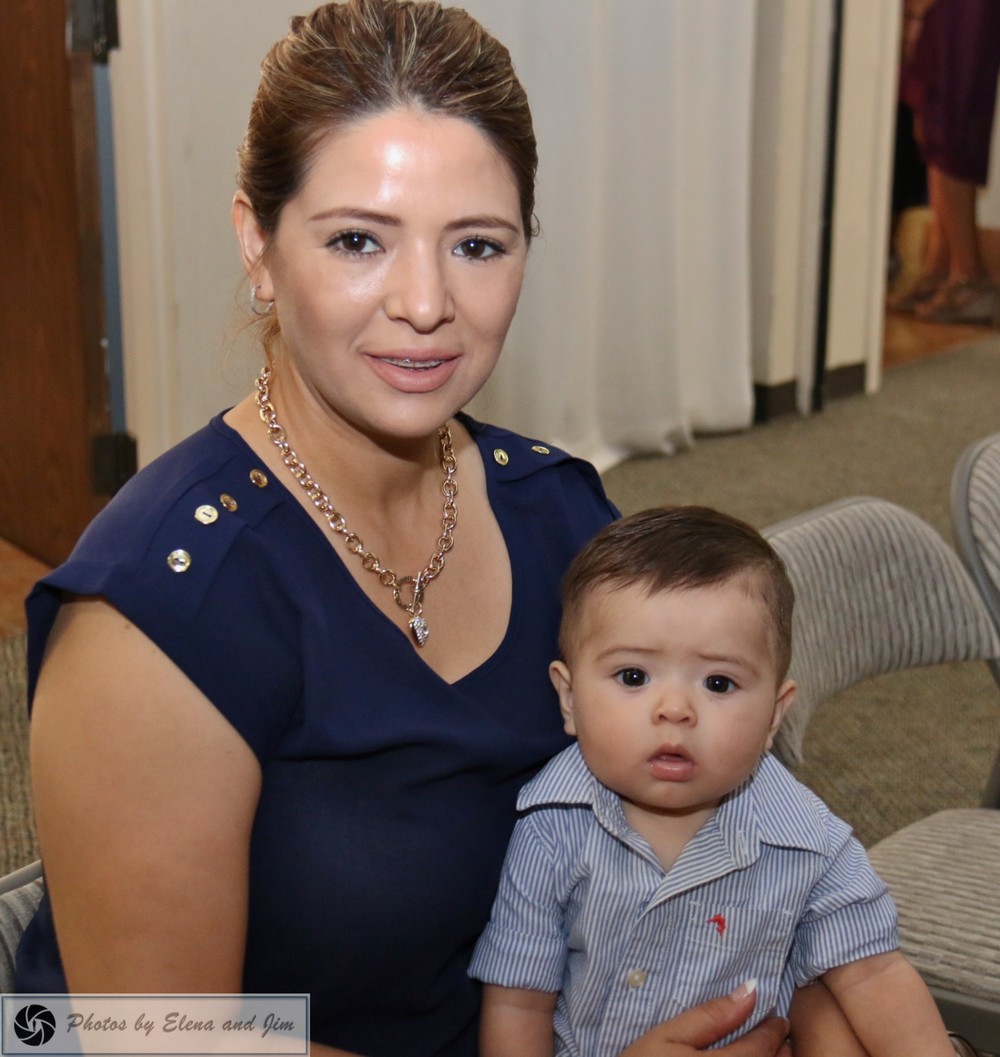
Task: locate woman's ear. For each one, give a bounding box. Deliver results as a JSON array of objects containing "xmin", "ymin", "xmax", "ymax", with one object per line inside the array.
[
  {"xmin": 232, "ymin": 191, "xmax": 274, "ymax": 300},
  {"xmin": 549, "ymin": 660, "xmax": 576, "ymax": 736}
]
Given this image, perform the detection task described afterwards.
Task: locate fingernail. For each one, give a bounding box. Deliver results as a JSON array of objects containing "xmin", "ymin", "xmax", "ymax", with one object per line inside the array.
[{"xmin": 729, "ymin": 978, "xmax": 758, "ymax": 1001}]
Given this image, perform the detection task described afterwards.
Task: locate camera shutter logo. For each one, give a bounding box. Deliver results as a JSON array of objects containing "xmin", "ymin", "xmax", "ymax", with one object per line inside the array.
[{"xmin": 13, "ymin": 1004, "xmax": 57, "ymax": 1046}]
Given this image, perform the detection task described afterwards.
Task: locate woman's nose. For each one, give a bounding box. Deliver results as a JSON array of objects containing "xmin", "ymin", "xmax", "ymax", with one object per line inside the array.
[{"xmin": 383, "ymin": 245, "xmax": 455, "ymax": 331}]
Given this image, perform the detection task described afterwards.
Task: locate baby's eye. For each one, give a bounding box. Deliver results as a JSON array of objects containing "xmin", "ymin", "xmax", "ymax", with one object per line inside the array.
[
  {"xmin": 454, "ymin": 236, "xmax": 504, "ymax": 260},
  {"xmin": 328, "ymin": 230, "xmax": 381, "ymax": 255},
  {"xmin": 614, "ymin": 667, "xmax": 649, "ymax": 689},
  {"xmin": 704, "ymin": 674, "xmax": 736, "ymax": 695}
]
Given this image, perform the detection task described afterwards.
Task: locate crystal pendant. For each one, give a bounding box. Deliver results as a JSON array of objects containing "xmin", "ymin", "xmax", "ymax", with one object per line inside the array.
[{"xmin": 409, "ymin": 614, "xmax": 430, "ymax": 647}]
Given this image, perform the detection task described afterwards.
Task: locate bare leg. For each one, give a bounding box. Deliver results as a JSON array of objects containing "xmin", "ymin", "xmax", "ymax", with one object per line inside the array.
[
  {"xmin": 921, "ymin": 170, "xmax": 949, "ymax": 277},
  {"xmin": 915, "ymin": 166, "xmax": 998, "ymax": 323},
  {"xmin": 929, "ymin": 165, "xmax": 986, "ymax": 282},
  {"xmin": 788, "ymin": 983, "xmax": 870, "ymax": 1057}
]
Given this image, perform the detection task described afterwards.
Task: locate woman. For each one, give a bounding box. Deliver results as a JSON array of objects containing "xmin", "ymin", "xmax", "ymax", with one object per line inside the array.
[
  {"xmin": 891, "ymin": 0, "xmax": 1000, "ymax": 324},
  {"xmin": 17, "ymin": 2, "xmax": 835, "ymax": 1055}
]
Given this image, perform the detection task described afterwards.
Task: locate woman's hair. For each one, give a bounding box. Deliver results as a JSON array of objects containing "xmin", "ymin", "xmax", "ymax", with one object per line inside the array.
[
  {"xmin": 559, "ymin": 506, "xmax": 796, "ymax": 681},
  {"xmin": 238, "ymin": 0, "xmax": 537, "ymax": 239}
]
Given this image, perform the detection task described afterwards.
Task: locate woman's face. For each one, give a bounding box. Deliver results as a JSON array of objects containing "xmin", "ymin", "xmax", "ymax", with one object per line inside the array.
[{"xmin": 236, "ymin": 107, "xmax": 528, "ymax": 443}]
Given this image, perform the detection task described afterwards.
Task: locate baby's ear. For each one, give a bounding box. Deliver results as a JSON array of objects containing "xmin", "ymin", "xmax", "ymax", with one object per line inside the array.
[
  {"xmin": 764, "ymin": 679, "xmax": 796, "ymax": 751},
  {"xmin": 549, "ymin": 660, "xmax": 576, "ymax": 736}
]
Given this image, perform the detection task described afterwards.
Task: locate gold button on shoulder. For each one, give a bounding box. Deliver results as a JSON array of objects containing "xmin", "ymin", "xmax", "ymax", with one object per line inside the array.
[
  {"xmin": 219, "ymin": 494, "xmax": 238, "ymax": 512},
  {"xmin": 531, "ymin": 445, "xmax": 551, "ymax": 455},
  {"xmin": 493, "ymin": 448, "xmax": 509, "ymax": 466},
  {"xmin": 250, "ymin": 468, "xmax": 269, "ymax": 488},
  {"xmin": 626, "ymin": 969, "xmax": 647, "ymax": 989},
  {"xmin": 194, "ymin": 504, "xmax": 219, "ymax": 525},
  {"xmin": 167, "ymin": 549, "xmax": 192, "ymax": 573}
]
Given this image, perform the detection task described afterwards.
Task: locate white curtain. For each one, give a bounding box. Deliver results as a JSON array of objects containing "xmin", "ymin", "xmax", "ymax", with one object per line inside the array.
[{"xmin": 462, "ymin": 0, "xmax": 758, "ymax": 471}]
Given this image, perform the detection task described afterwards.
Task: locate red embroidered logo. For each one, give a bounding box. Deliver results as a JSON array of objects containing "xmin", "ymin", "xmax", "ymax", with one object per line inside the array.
[{"xmin": 708, "ymin": 914, "xmax": 727, "ymax": 935}]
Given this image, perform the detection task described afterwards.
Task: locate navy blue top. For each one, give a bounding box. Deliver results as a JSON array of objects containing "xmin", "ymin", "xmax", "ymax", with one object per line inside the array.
[{"xmin": 15, "ymin": 412, "xmax": 618, "ymax": 1057}]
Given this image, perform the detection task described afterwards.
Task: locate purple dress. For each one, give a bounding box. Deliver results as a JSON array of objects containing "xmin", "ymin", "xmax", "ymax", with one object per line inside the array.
[{"xmin": 900, "ymin": 0, "xmax": 1000, "ymax": 184}]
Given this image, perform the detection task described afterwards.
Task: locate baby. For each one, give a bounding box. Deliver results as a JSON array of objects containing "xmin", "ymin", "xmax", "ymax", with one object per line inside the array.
[{"xmin": 470, "ymin": 506, "xmax": 954, "ymax": 1057}]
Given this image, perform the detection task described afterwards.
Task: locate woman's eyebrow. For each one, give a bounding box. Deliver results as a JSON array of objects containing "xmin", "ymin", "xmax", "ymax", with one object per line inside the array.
[
  {"xmin": 307, "ymin": 206, "xmax": 520, "ymax": 235},
  {"xmin": 308, "ymin": 206, "xmax": 401, "ymax": 226},
  {"xmin": 445, "ymin": 215, "xmax": 521, "ymax": 234}
]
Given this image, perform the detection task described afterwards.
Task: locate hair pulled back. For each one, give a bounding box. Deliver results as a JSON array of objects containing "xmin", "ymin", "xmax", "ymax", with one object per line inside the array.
[{"xmin": 237, "ymin": 0, "xmax": 538, "ymax": 242}]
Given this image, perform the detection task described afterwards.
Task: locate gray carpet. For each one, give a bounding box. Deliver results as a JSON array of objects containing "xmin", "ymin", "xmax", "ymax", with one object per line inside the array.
[
  {"xmin": 1, "ymin": 339, "xmax": 1000, "ymax": 876},
  {"xmin": 603, "ymin": 337, "xmax": 1000, "ymax": 848},
  {"xmin": 1, "ymin": 634, "xmax": 34, "ymax": 876}
]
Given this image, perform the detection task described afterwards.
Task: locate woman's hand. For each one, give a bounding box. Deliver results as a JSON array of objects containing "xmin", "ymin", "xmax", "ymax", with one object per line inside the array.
[
  {"xmin": 901, "ymin": 1, "xmax": 935, "ymax": 64},
  {"xmin": 618, "ymin": 982, "xmax": 791, "ymax": 1057}
]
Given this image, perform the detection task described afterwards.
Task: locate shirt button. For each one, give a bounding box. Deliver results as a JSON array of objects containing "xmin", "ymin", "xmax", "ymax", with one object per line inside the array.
[
  {"xmin": 626, "ymin": 969, "xmax": 647, "ymax": 989},
  {"xmin": 531, "ymin": 445, "xmax": 551, "ymax": 455},
  {"xmin": 249, "ymin": 468, "xmax": 269, "ymax": 487},
  {"xmin": 166, "ymin": 549, "xmax": 192, "ymax": 573},
  {"xmin": 492, "ymin": 448, "xmax": 509, "ymax": 466},
  {"xmin": 194, "ymin": 504, "xmax": 218, "ymax": 524}
]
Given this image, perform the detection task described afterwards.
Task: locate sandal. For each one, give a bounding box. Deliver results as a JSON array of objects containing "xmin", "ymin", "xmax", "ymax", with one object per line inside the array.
[
  {"xmin": 915, "ymin": 276, "xmax": 1000, "ymax": 326},
  {"xmin": 886, "ymin": 272, "xmax": 945, "ymax": 313}
]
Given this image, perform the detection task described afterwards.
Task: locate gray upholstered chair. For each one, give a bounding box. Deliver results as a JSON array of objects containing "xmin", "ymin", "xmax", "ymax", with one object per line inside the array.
[
  {"xmin": 952, "ymin": 431, "xmax": 1000, "ymax": 805},
  {"xmin": 0, "ymin": 858, "xmax": 43, "ymax": 992},
  {"xmin": 764, "ymin": 497, "xmax": 1000, "ymax": 1052}
]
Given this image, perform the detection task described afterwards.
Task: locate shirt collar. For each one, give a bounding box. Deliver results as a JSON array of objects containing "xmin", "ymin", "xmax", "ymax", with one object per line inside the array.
[{"xmin": 519, "ymin": 744, "xmax": 833, "ymax": 860}]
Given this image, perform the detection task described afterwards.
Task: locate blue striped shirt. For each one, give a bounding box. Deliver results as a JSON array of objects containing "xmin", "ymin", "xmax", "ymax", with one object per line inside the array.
[{"xmin": 469, "ymin": 746, "xmax": 898, "ymax": 1056}]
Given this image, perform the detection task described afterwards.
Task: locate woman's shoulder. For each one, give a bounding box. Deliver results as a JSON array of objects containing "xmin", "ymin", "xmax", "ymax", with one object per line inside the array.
[
  {"xmin": 459, "ymin": 412, "xmax": 586, "ymax": 475},
  {"xmin": 64, "ymin": 414, "xmax": 286, "ymax": 571},
  {"xmin": 29, "ymin": 412, "xmax": 302, "ymax": 667},
  {"xmin": 26, "ymin": 415, "xmax": 305, "ymax": 757},
  {"xmin": 459, "ymin": 413, "xmax": 617, "ymax": 507}
]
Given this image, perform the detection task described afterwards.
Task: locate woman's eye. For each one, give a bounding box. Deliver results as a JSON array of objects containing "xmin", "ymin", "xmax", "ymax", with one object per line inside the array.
[
  {"xmin": 705, "ymin": 675, "xmax": 736, "ymax": 695},
  {"xmin": 614, "ymin": 668, "xmax": 649, "ymax": 689},
  {"xmin": 454, "ymin": 236, "xmax": 503, "ymax": 260},
  {"xmin": 329, "ymin": 231, "xmax": 380, "ymax": 255}
]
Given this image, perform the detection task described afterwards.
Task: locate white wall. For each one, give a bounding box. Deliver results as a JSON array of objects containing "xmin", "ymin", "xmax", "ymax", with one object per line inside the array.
[{"xmin": 110, "ymin": 1, "xmax": 303, "ymax": 465}]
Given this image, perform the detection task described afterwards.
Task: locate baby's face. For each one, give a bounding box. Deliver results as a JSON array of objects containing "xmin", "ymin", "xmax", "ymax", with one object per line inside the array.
[{"xmin": 550, "ymin": 580, "xmax": 795, "ymax": 833}]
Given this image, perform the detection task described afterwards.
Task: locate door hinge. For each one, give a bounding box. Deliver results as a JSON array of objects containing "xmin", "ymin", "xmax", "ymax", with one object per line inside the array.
[
  {"xmin": 68, "ymin": 0, "xmax": 119, "ymax": 63},
  {"xmin": 92, "ymin": 431, "xmax": 137, "ymax": 496}
]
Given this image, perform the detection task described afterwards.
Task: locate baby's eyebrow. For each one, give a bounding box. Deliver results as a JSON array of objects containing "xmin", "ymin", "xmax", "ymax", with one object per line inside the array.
[
  {"xmin": 593, "ymin": 645, "xmax": 658, "ymax": 662},
  {"xmin": 696, "ymin": 651, "xmax": 761, "ymax": 674}
]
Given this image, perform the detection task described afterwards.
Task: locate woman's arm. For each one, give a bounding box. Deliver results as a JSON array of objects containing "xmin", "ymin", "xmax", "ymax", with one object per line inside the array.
[
  {"xmin": 820, "ymin": 952, "xmax": 953, "ymax": 1057},
  {"xmin": 30, "ymin": 596, "xmax": 261, "ymax": 991}
]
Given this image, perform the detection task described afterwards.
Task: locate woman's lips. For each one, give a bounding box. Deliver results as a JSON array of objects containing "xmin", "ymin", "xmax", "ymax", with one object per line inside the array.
[{"xmin": 366, "ymin": 351, "xmax": 459, "ymax": 392}]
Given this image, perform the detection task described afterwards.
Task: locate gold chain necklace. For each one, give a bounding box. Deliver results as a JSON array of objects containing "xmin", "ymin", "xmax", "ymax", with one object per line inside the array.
[{"xmin": 254, "ymin": 365, "xmax": 458, "ymax": 647}]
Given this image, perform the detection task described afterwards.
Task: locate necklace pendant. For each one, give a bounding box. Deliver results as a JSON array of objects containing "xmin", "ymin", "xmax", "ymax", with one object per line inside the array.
[{"xmin": 409, "ymin": 613, "xmax": 430, "ymax": 647}]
